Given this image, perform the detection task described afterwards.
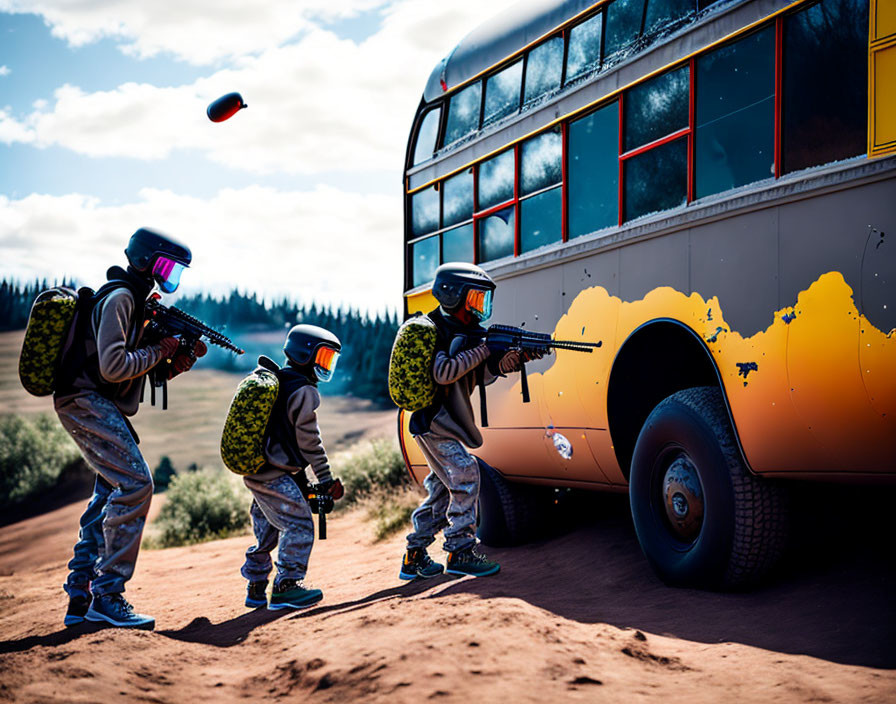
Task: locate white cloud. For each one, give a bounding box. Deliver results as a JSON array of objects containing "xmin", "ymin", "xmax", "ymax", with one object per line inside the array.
[
  {"xmin": 0, "ymin": 186, "xmax": 402, "ymax": 311},
  {"xmin": 0, "ymin": 0, "xmax": 518, "ymax": 174},
  {"xmin": 0, "ymin": 65, "xmax": 10, "ymax": 76}
]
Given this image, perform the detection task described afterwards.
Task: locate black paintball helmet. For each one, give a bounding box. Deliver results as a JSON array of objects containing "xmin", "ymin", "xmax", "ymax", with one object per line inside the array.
[
  {"xmin": 432, "ymin": 262, "xmax": 496, "ymax": 320},
  {"xmin": 125, "ymin": 228, "xmax": 192, "ymax": 293},
  {"xmin": 284, "ymin": 324, "xmax": 342, "ymax": 383}
]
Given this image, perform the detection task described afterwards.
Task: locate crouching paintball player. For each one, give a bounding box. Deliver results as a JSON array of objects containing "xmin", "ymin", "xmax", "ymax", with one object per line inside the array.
[
  {"xmin": 237, "ymin": 325, "xmax": 345, "ymax": 611},
  {"xmin": 55, "ymin": 228, "xmax": 206, "ymax": 630},
  {"xmin": 397, "ymin": 263, "xmax": 539, "ymax": 580}
]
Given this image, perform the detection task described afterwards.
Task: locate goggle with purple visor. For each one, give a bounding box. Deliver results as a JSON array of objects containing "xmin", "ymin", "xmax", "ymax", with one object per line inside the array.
[{"xmin": 152, "ymin": 256, "xmax": 187, "ymax": 293}]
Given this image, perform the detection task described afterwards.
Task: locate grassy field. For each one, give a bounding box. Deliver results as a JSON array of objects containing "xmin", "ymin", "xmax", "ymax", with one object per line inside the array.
[{"xmin": 0, "ymin": 330, "xmax": 397, "ymax": 472}]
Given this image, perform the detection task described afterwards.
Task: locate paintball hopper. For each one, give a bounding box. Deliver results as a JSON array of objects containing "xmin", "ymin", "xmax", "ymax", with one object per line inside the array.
[{"xmin": 207, "ymin": 92, "xmax": 247, "ymax": 122}]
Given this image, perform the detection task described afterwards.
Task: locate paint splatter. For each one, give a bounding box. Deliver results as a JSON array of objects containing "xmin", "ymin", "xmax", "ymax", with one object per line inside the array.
[
  {"xmin": 782, "ymin": 311, "xmax": 796, "ymax": 324},
  {"xmin": 737, "ymin": 362, "xmax": 758, "ymax": 379},
  {"xmin": 706, "ymin": 326, "xmax": 726, "ymax": 343},
  {"xmin": 552, "ymin": 432, "xmax": 573, "ymax": 460},
  {"xmin": 707, "ymin": 308, "xmax": 713, "ymax": 321}
]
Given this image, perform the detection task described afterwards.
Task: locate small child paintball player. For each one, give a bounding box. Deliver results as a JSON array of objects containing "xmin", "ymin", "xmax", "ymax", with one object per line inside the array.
[
  {"xmin": 55, "ymin": 228, "xmax": 206, "ymax": 630},
  {"xmin": 399, "ymin": 262, "xmax": 539, "ymax": 580},
  {"xmin": 242, "ymin": 324, "xmax": 345, "ymax": 610}
]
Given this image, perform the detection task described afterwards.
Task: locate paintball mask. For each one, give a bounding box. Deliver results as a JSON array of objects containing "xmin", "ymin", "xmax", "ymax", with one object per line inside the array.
[
  {"xmin": 313, "ymin": 346, "xmax": 340, "ymax": 383},
  {"xmin": 152, "ymin": 255, "xmax": 187, "ymax": 294},
  {"xmin": 465, "ymin": 287, "xmax": 493, "ymax": 322}
]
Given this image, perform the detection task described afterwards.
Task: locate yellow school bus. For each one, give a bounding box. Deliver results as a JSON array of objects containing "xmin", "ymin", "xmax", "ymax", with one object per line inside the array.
[{"xmin": 398, "ymin": 0, "xmax": 896, "ymax": 587}]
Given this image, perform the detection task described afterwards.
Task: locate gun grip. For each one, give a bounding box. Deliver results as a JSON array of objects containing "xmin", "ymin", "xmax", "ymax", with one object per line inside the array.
[
  {"xmin": 520, "ymin": 362, "xmax": 530, "ymax": 403},
  {"xmin": 319, "ymin": 511, "xmax": 327, "ymax": 540}
]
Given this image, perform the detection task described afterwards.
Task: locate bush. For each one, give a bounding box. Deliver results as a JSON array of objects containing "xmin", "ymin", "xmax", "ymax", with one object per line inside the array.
[
  {"xmin": 334, "ymin": 439, "xmax": 408, "ymax": 505},
  {"xmin": 366, "ymin": 491, "xmax": 421, "ymax": 541},
  {"xmin": 153, "ymin": 456, "xmax": 177, "ymax": 492},
  {"xmin": 150, "ymin": 469, "xmax": 249, "ymax": 548},
  {"xmin": 0, "ymin": 414, "xmax": 80, "ymax": 511}
]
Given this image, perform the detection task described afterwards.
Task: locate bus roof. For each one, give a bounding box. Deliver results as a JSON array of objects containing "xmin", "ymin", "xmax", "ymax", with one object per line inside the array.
[{"xmin": 423, "ymin": 0, "xmax": 597, "ymax": 103}]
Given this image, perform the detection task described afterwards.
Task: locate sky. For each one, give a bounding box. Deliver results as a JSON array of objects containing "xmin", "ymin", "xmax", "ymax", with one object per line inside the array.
[{"xmin": 0, "ymin": 0, "xmax": 518, "ymax": 313}]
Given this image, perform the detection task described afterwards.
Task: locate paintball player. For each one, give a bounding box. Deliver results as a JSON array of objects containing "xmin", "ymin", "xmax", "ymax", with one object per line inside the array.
[
  {"xmin": 242, "ymin": 325, "xmax": 345, "ymax": 611},
  {"xmin": 399, "ymin": 263, "xmax": 536, "ymax": 580},
  {"xmin": 57, "ymin": 227, "xmax": 205, "ymax": 630}
]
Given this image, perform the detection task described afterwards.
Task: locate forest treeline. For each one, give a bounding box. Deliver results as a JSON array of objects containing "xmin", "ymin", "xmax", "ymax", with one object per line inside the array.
[{"xmin": 1, "ymin": 280, "xmax": 399, "ymax": 405}]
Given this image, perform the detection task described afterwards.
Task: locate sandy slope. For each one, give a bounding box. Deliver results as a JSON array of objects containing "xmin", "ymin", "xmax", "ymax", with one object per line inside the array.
[{"xmin": 0, "ymin": 492, "xmax": 893, "ymax": 704}]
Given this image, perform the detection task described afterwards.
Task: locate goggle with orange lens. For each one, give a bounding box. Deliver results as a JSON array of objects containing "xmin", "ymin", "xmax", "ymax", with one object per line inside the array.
[
  {"xmin": 314, "ymin": 346, "xmax": 340, "ymax": 382},
  {"xmin": 465, "ymin": 288, "xmax": 493, "ymax": 321}
]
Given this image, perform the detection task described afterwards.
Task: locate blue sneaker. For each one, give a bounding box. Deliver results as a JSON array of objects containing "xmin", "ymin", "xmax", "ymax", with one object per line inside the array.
[
  {"xmin": 269, "ymin": 580, "xmax": 323, "ymax": 610},
  {"xmin": 64, "ymin": 593, "xmax": 91, "ymax": 627},
  {"xmin": 85, "ymin": 593, "xmax": 155, "ymax": 630},
  {"xmin": 246, "ymin": 580, "xmax": 268, "ymax": 608},
  {"xmin": 399, "ymin": 548, "xmax": 444, "ymax": 581},
  {"xmin": 446, "ymin": 547, "xmax": 500, "ymax": 577}
]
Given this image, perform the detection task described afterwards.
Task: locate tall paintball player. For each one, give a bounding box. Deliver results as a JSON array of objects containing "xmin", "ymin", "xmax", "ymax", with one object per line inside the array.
[{"xmin": 55, "ymin": 228, "xmax": 206, "ymax": 630}]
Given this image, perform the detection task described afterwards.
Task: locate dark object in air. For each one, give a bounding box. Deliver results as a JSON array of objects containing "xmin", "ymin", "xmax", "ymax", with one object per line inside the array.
[
  {"xmin": 449, "ymin": 323, "xmax": 601, "ymax": 425},
  {"xmin": 207, "ymin": 92, "xmax": 248, "ymax": 122},
  {"xmin": 283, "ymin": 324, "xmax": 342, "ymax": 366},
  {"xmin": 142, "ymin": 293, "xmax": 244, "ymax": 409},
  {"xmin": 125, "ymin": 227, "xmax": 191, "ymax": 272}
]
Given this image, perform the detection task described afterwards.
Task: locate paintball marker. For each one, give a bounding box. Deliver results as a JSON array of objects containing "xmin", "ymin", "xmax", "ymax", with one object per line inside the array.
[
  {"xmin": 306, "ymin": 479, "xmax": 344, "ymax": 539},
  {"xmin": 142, "ymin": 293, "xmax": 244, "ymax": 409},
  {"xmin": 450, "ymin": 324, "xmax": 602, "ymax": 426}
]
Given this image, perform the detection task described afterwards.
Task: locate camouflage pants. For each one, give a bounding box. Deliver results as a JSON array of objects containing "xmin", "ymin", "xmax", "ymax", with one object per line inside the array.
[
  {"xmin": 55, "ymin": 392, "xmax": 153, "ymax": 596},
  {"xmin": 241, "ymin": 473, "xmax": 315, "ymax": 585},
  {"xmin": 406, "ymin": 433, "xmax": 480, "ymax": 554}
]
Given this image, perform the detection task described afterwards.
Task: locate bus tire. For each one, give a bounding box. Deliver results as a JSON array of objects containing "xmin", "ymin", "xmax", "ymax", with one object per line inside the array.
[
  {"xmin": 476, "ymin": 458, "xmax": 548, "ymax": 547},
  {"xmin": 629, "ymin": 387, "xmax": 789, "ymax": 589}
]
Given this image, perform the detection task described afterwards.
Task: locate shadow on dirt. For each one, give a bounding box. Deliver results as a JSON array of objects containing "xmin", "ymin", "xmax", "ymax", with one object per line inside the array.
[
  {"xmin": 157, "ymin": 578, "xmax": 444, "ymax": 648},
  {"xmin": 0, "ymin": 620, "xmax": 109, "ymax": 655},
  {"xmin": 437, "ymin": 484, "xmax": 896, "ymax": 669}
]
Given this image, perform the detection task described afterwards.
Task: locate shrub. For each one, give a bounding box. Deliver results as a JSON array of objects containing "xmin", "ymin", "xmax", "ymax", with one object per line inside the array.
[
  {"xmin": 334, "ymin": 439, "xmax": 408, "ymax": 505},
  {"xmin": 153, "ymin": 456, "xmax": 177, "ymax": 492},
  {"xmin": 0, "ymin": 414, "xmax": 80, "ymax": 511},
  {"xmin": 150, "ymin": 469, "xmax": 249, "ymax": 548},
  {"xmin": 366, "ymin": 491, "xmax": 421, "ymax": 541}
]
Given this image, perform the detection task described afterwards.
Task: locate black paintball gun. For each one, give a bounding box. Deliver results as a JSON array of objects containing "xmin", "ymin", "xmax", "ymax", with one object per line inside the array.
[
  {"xmin": 450, "ymin": 324, "xmax": 602, "ymax": 426},
  {"xmin": 142, "ymin": 293, "xmax": 245, "ymax": 409},
  {"xmin": 306, "ymin": 479, "xmax": 344, "ymax": 540}
]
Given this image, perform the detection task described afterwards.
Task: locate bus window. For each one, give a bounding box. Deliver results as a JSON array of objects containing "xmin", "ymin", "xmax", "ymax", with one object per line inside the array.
[
  {"xmin": 520, "ymin": 127, "xmax": 563, "ymax": 253},
  {"xmin": 411, "ymin": 185, "xmax": 439, "ymax": 238},
  {"xmin": 524, "ymin": 37, "xmax": 563, "ymax": 105},
  {"xmin": 643, "ymin": 0, "xmax": 695, "ymax": 37},
  {"xmin": 605, "ymin": 0, "xmax": 646, "ymax": 58},
  {"xmin": 624, "ymin": 65, "xmax": 689, "ymax": 151},
  {"xmin": 412, "ymin": 107, "xmax": 442, "ymax": 166},
  {"xmin": 479, "ymin": 206, "xmax": 516, "ymax": 262},
  {"xmin": 443, "ymin": 168, "xmax": 474, "ymax": 228},
  {"xmin": 566, "ymin": 11, "xmax": 603, "ymax": 83},
  {"xmin": 442, "ymin": 222, "xmax": 475, "ymax": 264},
  {"xmin": 444, "ymin": 82, "xmax": 482, "ymax": 146},
  {"xmin": 568, "ymin": 101, "xmax": 619, "ymax": 238},
  {"xmin": 484, "ymin": 60, "xmax": 523, "ymax": 125},
  {"xmin": 411, "ymin": 235, "xmax": 439, "ymax": 287},
  {"xmin": 478, "ymin": 148, "xmax": 515, "ymax": 210},
  {"xmin": 782, "ymin": 0, "xmax": 868, "ymax": 174},
  {"xmin": 695, "ymin": 27, "xmax": 774, "ymax": 199},
  {"xmin": 624, "ymin": 136, "xmax": 688, "ymax": 219}
]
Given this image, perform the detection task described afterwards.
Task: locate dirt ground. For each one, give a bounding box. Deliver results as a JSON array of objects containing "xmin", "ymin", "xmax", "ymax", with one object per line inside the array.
[{"xmin": 0, "ymin": 487, "xmax": 893, "ymax": 704}]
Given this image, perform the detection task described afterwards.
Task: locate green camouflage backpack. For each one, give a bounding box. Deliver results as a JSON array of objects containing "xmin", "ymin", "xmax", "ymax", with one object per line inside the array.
[
  {"xmin": 388, "ymin": 314, "xmax": 441, "ymax": 412},
  {"xmin": 18, "ymin": 287, "xmax": 81, "ymax": 397},
  {"xmin": 220, "ymin": 356, "xmax": 281, "ymax": 475}
]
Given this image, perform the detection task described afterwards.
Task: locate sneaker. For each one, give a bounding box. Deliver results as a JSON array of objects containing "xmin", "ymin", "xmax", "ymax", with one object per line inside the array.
[
  {"xmin": 446, "ymin": 547, "xmax": 501, "ymax": 577},
  {"xmin": 399, "ymin": 548, "xmax": 445, "ymax": 581},
  {"xmin": 85, "ymin": 593, "xmax": 155, "ymax": 630},
  {"xmin": 269, "ymin": 579, "xmax": 323, "ymax": 610},
  {"xmin": 64, "ymin": 593, "xmax": 92, "ymax": 628},
  {"xmin": 246, "ymin": 580, "xmax": 268, "ymax": 609}
]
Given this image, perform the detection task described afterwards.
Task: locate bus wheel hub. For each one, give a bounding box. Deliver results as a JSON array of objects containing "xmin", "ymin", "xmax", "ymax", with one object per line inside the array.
[{"xmin": 662, "ymin": 457, "xmax": 704, "ymax": 542}]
